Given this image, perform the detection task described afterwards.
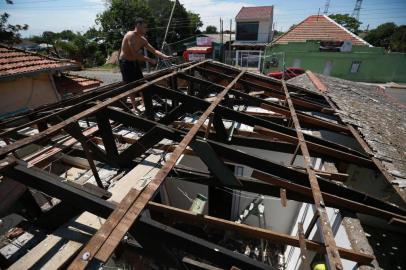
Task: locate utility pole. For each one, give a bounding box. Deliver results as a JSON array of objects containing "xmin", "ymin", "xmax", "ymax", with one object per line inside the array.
[
  {"xmin": 324, "ymin": 0, "xmax": 331, "ymax": 15},
  {"xmin": 351, "ymin": 0, "xmax": 363, "ymax": 21},
  {"xmin": 229, "ymin": 19, "xmax": 232, "ymax": 51},
  {"xmin": 156, "ymin": 0, "xmax": 177, "ymax": 71},
  {"xmin": 219, "ymin": 18, "xmax": 223, "ymax": 62},
  {"xmin": 161, "ymin": 0, "xmax": 177, "ymax": 51},
  {"xmin": 220, "ymin": 18, "xmax": 223, "ymax": 45},
  {"xmin": 272, "ymin": 22, "xmax": 276, "ymax": 41}
]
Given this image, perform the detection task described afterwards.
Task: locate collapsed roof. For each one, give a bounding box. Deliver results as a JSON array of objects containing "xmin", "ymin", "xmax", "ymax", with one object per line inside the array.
[
  {"xmin": 289, "ymin": 73, "xmax": 406, "ymax": 200},
  {"xmin": 0, "ymin": 61, "xmax": 405, "ymax": 270}
]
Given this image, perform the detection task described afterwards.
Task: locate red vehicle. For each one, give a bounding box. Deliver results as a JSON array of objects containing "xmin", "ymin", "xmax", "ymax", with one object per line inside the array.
[{"xmin": 267, "ymin": 67, "xmax": 305, "ymax": 80}]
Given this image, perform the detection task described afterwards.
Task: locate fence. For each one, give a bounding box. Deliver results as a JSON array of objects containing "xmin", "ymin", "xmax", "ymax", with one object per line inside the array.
[{"xmin": 224, "ymin": 50, "xmax": 286, "ymax": 74}]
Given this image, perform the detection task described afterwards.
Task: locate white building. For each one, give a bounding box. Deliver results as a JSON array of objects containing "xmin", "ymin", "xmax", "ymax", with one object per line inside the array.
[{"xmin": 231, "ymin": 6, "xmax": 274, "ymax": 69}]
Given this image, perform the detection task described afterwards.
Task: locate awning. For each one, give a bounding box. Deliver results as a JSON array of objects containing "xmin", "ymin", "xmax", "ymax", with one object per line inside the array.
[{"xmin": 186, "ymin": 46, "xmax": 213, "ymax": 54}]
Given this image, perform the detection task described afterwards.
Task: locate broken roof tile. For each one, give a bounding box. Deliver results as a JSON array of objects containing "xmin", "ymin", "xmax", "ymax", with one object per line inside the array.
[{"xmin": 289, "ymin": 73, "xmax": 406, "ymax": 193}]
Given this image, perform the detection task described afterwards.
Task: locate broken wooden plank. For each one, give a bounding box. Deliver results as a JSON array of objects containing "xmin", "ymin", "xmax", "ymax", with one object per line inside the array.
[{"xmin": 8, "ymin": 153, "xmax": 162, "ymax": 270}]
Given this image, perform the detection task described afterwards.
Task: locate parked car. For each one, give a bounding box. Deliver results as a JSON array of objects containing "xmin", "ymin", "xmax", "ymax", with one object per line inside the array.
[{"xmin": 267, "ymin": 67, "xmax": 305, "ymax": 79}]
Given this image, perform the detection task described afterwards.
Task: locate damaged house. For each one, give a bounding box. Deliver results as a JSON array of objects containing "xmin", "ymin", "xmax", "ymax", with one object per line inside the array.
[
  {"xmin": 0, "ymin": 60, "xmax": 405, "ymax": 270},
  {"xmin": 0, "ymin": 45, "xmax": 101, "ymax": 119}
]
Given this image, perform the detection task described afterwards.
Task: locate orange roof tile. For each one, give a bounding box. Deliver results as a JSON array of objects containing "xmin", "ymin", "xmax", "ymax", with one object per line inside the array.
[
  {"xmin": 54, "ymin": 74, "xmax": 102, "ymax": 95},
  {"xmin": 0, "ymin": 44, "xmax": 79, "ymax": 80},
  {"xmin": 273, "ymin": 15, "xmax": 370, "ymax": 46}
]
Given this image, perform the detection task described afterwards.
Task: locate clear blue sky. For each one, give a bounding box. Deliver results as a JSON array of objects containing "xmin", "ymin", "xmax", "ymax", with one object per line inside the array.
[{"xmin": 1, "ymin": 0, "xmax": 405, "ymax": 37}]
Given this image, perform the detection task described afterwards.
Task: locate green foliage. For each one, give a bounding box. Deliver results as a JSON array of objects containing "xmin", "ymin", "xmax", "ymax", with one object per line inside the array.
[
  {"xmin": 97, "ymin": 0, "xmax": 202, "ymax": 52},
  {"xmin": 84, "ymin": 27, "xmax": 102, "ymax": 40},
  {"xmin": 58, "ymin": 34, "xmax": 105, "ymax": 67},
  {"xmin": 329, "ymin": 14, "xmax": 361, "ymax": 33},
  {"xmin": 364, "ymin": 23, "xmax": 397, "ymax": 49},
  {"xmin": 96, "ymin": 0, "xmax": 155, "ymax": 50},
  {"xmin": 273, "ymin": 30, "xmax": 284, "ymax": 40},
  {"xmin": 188, "ymin": 12, "xmax": 203, "ymax": 34},
  {"xmin": 0, "ymin": 12, "xmax": 28, "ymax": 45},
  {"xmin": 205, "ymin": 25, "xmax": 217, "ymax": 34},
  {"xmin": 5, "ymin": 0, "xmax": 203, "ymax": 67},
  {"xmin": 390, "ymin": 25, "xmax": 406, "ymax": 52},
  {"xmin": 30, "ymin": 31, "xmax": 106, "ymax": 67},
  {"xmin": 146, "ymin": 0, "xmax": 201, "ymax": 46},
  {"xmin": 364, "ymin": 23, "xmax": 406, "ymax": 52},
  {"xmin": 59, "ymin": 30, "xmax": 76, "ymax": 41}
]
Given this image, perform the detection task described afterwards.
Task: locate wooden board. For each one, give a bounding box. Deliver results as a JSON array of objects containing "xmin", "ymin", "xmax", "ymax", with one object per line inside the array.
[{"xmin": 8, "ymin": 153, "xmax": 162, "ymax": 270}]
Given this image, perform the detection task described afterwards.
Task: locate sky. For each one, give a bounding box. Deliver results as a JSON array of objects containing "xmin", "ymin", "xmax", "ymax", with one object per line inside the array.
[{"xmin": 1, "ymin": 0, "xmax": 406, "ymax": 37}]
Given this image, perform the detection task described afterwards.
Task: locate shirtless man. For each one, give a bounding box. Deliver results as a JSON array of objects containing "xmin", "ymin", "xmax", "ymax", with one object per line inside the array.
[{"xmin": 119, "ymin": 17, "xmax": 170, "ymax": 114}]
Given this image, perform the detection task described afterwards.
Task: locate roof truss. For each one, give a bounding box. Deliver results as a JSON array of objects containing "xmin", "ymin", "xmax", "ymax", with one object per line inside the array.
[{"xmin": 1, "ymin": 60, "xmax": 405, "ymax": 270}]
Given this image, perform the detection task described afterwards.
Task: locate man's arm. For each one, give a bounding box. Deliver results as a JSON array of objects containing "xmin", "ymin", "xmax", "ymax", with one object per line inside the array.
[
  {"xmin": 144, "ymin": 42, "xmax": 170, "ymax": 59},
  {"xmin": 128, "ymin": 35, "xmax": 156, "ymax": 64}
]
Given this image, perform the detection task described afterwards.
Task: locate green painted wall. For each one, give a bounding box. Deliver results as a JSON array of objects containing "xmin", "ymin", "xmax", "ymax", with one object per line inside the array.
[{"xmin": 263, "ymin": 41, "xmax": 406, "ymax": 83}]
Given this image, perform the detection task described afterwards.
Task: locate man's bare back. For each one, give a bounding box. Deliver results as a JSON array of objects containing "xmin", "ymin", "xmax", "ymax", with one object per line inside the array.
[{"xmin": 119, "ymin": 31, "xmax": 147, "ymax": 61}]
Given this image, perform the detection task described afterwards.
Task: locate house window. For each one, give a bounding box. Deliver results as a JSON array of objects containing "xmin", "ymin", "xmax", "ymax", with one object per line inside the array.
[
  {"xmin": 293, "ymin": 58, "xmax": 301, "ymax": 68},
  {"xmin": 236, "ymin": 22, "xmax": 259, "ymax": 41},
  {"xmin": 350, "ymin": 61, "xmax": 361, "ymax": 73},
  {"xmin": 235, "ymin": 165, "xmax": 244, "ymax": 177}
]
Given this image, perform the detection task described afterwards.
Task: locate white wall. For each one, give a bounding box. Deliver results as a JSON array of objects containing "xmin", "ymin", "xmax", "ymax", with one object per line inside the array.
[
  {"xmin": 284, "ymin": 204, "xmax": 357, "ymax": 270},
  {"xmin": 232, "ymin": 190, "xmax": 301, "ymax": 234},
  {"xmin": 258, "ymin": 18, "xmax": 273, "ymax": 42}
]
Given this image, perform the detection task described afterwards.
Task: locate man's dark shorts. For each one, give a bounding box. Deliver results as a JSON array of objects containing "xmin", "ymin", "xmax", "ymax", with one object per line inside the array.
[{"xmin": 119, "ymin": 59, "xmax": 143, "ymax": 83}]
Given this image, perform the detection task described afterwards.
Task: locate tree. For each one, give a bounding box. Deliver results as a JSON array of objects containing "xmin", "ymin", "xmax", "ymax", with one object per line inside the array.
[
  {"xmin": 273, "ymin": 30, "xmax": 284, "ymax": 40},
  {"xmin": 364, "ymin": 23, "xmax": 406, "ymax": 52},
  {"xmin": 0, "ymin": 1, "xmax": 28, "ymax": 45},
  {"xmin": 147, "ymin": 0, "xmax": 202, "ymax": 47},
  {"xmin": 96, "ymin": 0, "xmax": 156, "ymax": 51},
  {"xmin": 364, "ymin": 22, "xmax": 397, "ymax": 49},
  {"xmin": 59, "ymin": 30, "xmax": 76, "ymax": 41},
  {"xmin": 84, "ymin": 27, "xmax": 102, "ymax": 40},
  {"xmin": 30, "ymin": 30, "xmax": 105, "ymax": 67},
  {"xmin": 188, "ymin": 11, "xmax": 203, "ymax": 34},
  {"xmin": 97, "ymin": 0, "xmax": 202, "ymax": 52},
  {"xmin": 58, "ymin": 34, "xmax": 105, "ymax": 67},
  {"xmin": 329, "ymin": 14, "xmax": 361, "ymax": 33},
  {"xmin": 205, "ymin": 25, "xmax": 217, "ymax": 34},
  {"xmin": 390, "ymin": 25, "xmax": 406, "ymax": 52}
]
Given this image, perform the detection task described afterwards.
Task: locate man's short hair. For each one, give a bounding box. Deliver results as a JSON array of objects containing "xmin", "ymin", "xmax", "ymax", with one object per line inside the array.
[{"xmin": 135, "ymin": 18, "xmax": 145, "ymax": 26}]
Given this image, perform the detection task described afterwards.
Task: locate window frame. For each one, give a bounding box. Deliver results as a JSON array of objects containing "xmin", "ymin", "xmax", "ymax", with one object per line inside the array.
[
  {"xmin": 236, "ymin": 21, "xmax": 259, "ymax": 41},
  {"xmin": 350, "ymin": 60, "xmax": 361, "ymax": 74}
]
